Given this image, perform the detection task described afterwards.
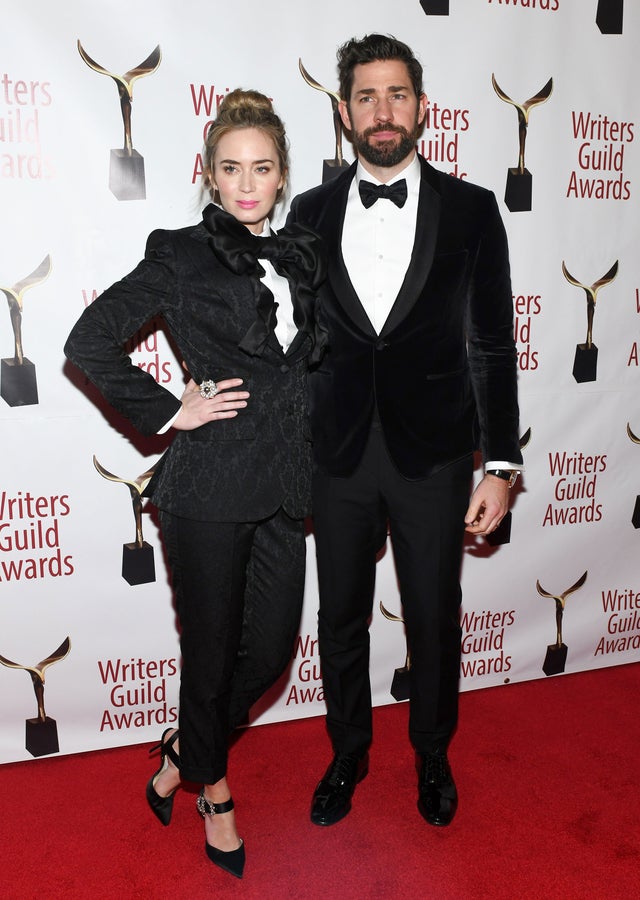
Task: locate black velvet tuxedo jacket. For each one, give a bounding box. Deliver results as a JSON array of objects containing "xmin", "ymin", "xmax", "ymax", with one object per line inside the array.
[
  {"xmin": 287, "ymin": 157, "xmax": 522, "ymax": 479},
  {"xmin": 64, "ymin": 207, "xmax": 324, "ymax": 522}
]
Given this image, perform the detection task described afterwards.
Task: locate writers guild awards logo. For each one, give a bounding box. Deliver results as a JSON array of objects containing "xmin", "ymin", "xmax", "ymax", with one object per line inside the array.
[
  {"xmin": 298, "ymin": 59, "xmax": 350, "ymax": 183},
  {"xmin": 1, "ymin": 254, "xmax": 52, "ymax": 407},
  {"xmin": 486, "ymin": 426, "xmax": 531, "ymax": 548},
  {"xmin": 627, "ymin": 422, "xmax": 640, "ymax": 528},
  {"xmin": 597, "ymin": 0, "xmax": 623, "ymax": 34},
  {"xmin": 562, "ymin": 260, "xmax": 618, "ymax": 383},
  {"xmin": 420, "ymin": 0, "xmax": 449, "ymax": 13},
  {"xmin": 77, "ymin": 40, "xmax": 161, "ymax": 201},
  {"xmin": 0, "ymin": 637, "xmax": 71, "ymax": 757},
  {"xmin": 379, "ymin": 601, "xmax": 410, "ymax": 701},
  {"xmin": 93, "ymin": 455, "xmax": 156, "ymax": 585},
  {"xmin": 491, "ymin": 74, "xmax": 553, "ymax": 212},
  {"xmin": 536, "ymin": 571, "xmax": 587, "ymax": 676}
]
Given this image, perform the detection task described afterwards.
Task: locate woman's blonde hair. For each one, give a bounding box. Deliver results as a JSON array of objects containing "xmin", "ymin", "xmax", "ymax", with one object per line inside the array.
[{"xmin": 203, "ymin": 88, "xmax": 289, "ymax": 199}]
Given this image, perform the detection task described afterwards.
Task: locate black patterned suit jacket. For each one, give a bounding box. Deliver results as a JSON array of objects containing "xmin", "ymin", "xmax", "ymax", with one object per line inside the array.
[
  {"xmin": 287, "ymin": 157, "xmax": 523, "ymax": 479},
  {"xmin": 64, "ymin": 205, "xmax": 325, "ymax": 522}
]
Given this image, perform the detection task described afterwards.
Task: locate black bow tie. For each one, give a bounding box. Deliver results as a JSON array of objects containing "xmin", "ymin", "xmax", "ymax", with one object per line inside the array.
[{"xmin": 358, "ymin": 178, "xmax": 408, "ymax": 209}]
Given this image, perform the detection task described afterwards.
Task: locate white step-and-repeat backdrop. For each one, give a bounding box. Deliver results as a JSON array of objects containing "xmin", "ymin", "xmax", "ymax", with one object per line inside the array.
[{"xmin": 1, "ymin": 0, "xmax": 638, "ymax": 763}]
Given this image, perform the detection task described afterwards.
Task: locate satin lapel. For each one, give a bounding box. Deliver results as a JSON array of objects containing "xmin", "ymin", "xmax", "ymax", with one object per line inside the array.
[
  {"xmin": 323, "ymin": 167, "xmax": 377, "ymax": 337},
  {"xmin": 380, "ymin": 160, "xmax": 441, "ymax": 338}
]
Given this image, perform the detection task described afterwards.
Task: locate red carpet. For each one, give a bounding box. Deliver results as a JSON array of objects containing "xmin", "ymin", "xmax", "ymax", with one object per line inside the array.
[{"xmin": 2, "ymin": 663, "xmax": 639, "ymax": 899}]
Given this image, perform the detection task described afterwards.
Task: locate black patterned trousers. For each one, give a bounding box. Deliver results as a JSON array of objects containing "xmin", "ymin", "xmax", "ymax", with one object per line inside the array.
[{"xmin": 159, "ymin": 507, "xmax": 306, "ymax": 784}]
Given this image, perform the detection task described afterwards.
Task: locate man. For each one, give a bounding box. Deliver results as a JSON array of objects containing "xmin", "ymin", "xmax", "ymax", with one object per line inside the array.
[{"xmin": 288, "ymin": 34, "xmax": 522, "ymax": 828}]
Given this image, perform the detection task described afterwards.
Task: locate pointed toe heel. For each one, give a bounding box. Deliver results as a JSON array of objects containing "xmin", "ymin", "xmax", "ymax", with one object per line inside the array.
[
  {"xmin": 197, "ymin": 789, "xmax": 245, "ymax": 879},
  {"xmin": 146, "ymin": 728, "xmax": 180, "ymax": 826},
  {"xmin": 204, "ymin": 839, "xmax": 245, "ymax": 879}
]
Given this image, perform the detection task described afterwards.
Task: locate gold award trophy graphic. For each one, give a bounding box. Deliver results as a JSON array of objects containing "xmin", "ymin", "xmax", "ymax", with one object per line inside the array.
[
  {"xmin": 626, "ymin": 422, "xmax": 640, "ymax": 528},
  {"xmin": 299, "ymin": 59, "xmax": 350, "ymax": 184},
  {"xmin": 93, "ymin": 455, "xmax": 156, "ymax": 585},
  {"xmin": 1, "ymin": 254, "xmax": 52, "ymax": 407},
  {"xmin": 536, "ymin": 571, "xmax": 587, "ymax": 676},
  {"xmin": 562, "ymin": 259, "xmax": 618, "ymax": 383},
  {"xmin": 0, "ymin": 637, "xmax": 71, "ymax": 757},
  {"xmin": 420, "ymin": 0, "xmax": 449, "ymax": 14},
  {"xmin": 77, "ymin": 40, "xmax": 161, "ymax": 201},
  {"xmin": 491, "ymin": 75, "xmax": 553, "ymax": 213},
  {"xmin": 380, "ymin": 601, "xmax": 411, "ymax": 701},
  {"xmin": 597, "ymin": 0, "xmax": 623, "ymax": 34}
]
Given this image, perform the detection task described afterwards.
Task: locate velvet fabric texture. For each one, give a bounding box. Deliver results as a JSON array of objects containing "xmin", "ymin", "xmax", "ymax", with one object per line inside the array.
[
  {"xmin": 288, "ymin": 157, "xmax": 523, "ymax": 479},
  {"xmin": 64, "ymin": 204, "xmax": 326, "ymax": 522}
]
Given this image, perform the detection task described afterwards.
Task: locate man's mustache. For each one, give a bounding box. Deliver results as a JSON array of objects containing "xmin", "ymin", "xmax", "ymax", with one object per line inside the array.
[{"xmin": 363, "ymin": 124, "xmax": 409, "ymax": 139}]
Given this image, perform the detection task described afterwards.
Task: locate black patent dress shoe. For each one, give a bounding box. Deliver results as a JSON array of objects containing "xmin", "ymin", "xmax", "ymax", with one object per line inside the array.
[
  {"xmin": 310, "ymin": 752, "xmax": 369, "ymax": 826},
  {"xmin": 417, "ymin": 751, "xmax": 458, "ymax": 826}
]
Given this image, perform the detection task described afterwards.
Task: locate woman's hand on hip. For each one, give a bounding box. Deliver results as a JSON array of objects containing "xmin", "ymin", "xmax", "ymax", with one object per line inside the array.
[{"xmin": 173, "ymin": 378, "xmax": 249, "ymax": 431}]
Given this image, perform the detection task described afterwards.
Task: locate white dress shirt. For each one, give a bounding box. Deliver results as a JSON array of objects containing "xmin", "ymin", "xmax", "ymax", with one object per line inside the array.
[{"xmin": 342, "ymin": 156, "xmax": 421, "ymax": 335}]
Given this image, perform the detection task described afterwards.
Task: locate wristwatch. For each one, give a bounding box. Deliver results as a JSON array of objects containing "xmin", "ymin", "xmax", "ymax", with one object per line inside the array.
[{"xmin": 486, "ymin": 469, "xmax": 520, "ymax": 488}]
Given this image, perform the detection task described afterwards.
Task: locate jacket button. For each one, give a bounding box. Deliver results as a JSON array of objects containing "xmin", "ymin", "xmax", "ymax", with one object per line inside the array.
[
  {"xmin": 280, "ymin": 364, "xmax": 290, "ymax": 373},
  {"xmin": 375, "ymin": 340, "xmax": 388, "ymax": 351}
]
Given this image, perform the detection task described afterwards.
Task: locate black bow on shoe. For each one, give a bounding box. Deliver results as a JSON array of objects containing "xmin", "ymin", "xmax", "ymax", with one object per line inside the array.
[{"xmin": 358, "ymin": 178, "xmax": 407, "ymax": 209}]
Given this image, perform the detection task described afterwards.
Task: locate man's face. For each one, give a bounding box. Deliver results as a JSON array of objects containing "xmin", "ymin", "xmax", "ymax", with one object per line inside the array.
[{"xmin": 339, "ymin": 59, "xmax": 426, "ymax": 170}]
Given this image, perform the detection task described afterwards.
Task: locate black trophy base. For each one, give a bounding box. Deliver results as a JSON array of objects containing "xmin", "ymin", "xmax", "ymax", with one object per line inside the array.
[
  {"xmin": 486, "ymin": 510, "xmax": 512, "ymax": 547},
  {"xmin": 390, "ymin": 666, "xmax": 411, "ymax": 701},
  {"xmin": 109, "ymin": 149, "xmax": 146, "ymax": 201},
  {"xmin": 573, "ymin": 344, "xmax": 598, "ymax": 383},
  {"xmin": 322, "ymin": 159, "xmax": 350, "ymax": 184},
  {"xmin": 505, "ymin": 168, "xmax": 532, "ymax": 212},
  {"xmin": 1, "ymin": 357, "xmax": 38, "ymax": 406},
  {"xmin": 632, "ymin": 496, "xmax": 640, "ymax": 529},
  {"xmin": 542, "ymin": 643, "xmax": 568, "ymax": 676},
  {"xmin": 420, "ymin": 0, "xmax": 449, "ymax": 13},
  {"xmin": 596, "ymin": 0, "xmax": 623, "ymax": 34},
  {"xmin": 122, "ymin": 541, "xmax": 156, "ymax": 585},
  {"xmin": 26, "ymin": 716, "xmax": 59, "ymax": 757}
]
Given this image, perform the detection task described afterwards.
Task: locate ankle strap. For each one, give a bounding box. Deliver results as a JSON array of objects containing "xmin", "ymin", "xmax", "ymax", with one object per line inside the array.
[{"xmin": 197, "ymin": 789, "xmax": 234, "ymax": 817}]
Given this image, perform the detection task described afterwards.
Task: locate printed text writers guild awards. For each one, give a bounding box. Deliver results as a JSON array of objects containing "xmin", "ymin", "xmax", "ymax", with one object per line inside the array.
[
  {"xmin": 379, "ymin": 601, "xmax": 410, "ymax": 701},
  {"xmin": 1, "ymin": 254, "xmax": 52, "ymax": 407},
  {"xmin": 491, "ymin": 75, "xmax": 553, "ymax": 212},
  {"xmin": 298, "ymin": 59, "xmax": 350, "ymax": 183},
  {"xmin": 596, "ymin": 0, "xmax": 624, "ymax": 34},
  {"xmin": 0, "ymin": 637, "xmax": 71, "ymax": 757},
  {"xmin": 626, "ymin": 423, "xmax": 640, "ymax": 528},
  {"xmin": 93, "ymin": 455, "xmax": 157, "ymax": 585},
  {"xmin": 536, "ymin": 572, "xmax": 587, "ymax": 676},
  {"xmin": 562, "ymin": 260, "xmax": 618, "ymax": 383},
  {"xmin": 77, "ymin": 40, "xmax": 161, "ymax": 201}
]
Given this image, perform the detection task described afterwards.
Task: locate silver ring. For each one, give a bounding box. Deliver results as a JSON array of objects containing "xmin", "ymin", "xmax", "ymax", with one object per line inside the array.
[{"xmin": 199, "ymin": 380, "xmax": 219, "ymax": 399}]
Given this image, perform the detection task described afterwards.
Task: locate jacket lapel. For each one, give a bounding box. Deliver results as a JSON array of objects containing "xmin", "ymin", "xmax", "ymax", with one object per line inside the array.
[
  {"xmin": 380, "ymin": 157, "xmax": 441, "ymax": 337},
  {"xmin": 323, "ymin": 165, "xmax": 378, "ymax": 337}
]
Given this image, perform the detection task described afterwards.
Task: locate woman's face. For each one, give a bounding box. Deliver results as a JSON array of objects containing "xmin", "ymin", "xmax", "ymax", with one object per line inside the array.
[{"xmin": 211, "ymin": 127, "xmax": 285, "ymax": 234}]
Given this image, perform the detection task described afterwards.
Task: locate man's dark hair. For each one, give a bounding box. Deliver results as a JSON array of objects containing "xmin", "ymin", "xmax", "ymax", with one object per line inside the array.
[{"xmin": 337, "ymin": 34, "xmax": 424, "ymax": 103}]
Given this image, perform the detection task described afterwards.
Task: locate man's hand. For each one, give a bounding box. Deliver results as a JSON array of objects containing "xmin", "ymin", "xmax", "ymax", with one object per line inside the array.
[
  {"xmin": 173, "ymin": 378, "xmax": 249, "ymax": 431},
  {"xmin": 464, "ymin": 474, "xmax": 510, "ymax": 535}
]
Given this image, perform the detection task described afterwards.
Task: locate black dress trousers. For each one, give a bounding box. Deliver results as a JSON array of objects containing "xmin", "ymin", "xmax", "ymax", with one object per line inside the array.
[
  {"xmin": 312, "ymin": 426, "xmax": 473, "ymax": 757},
  {"xmin": 159, "ymin": 507, "xmax": 306, "ymax": 784}
]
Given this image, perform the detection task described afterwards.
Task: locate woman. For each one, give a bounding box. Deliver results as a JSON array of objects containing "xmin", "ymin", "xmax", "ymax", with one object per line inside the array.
[{"xmin": 64, "ymin": 89, "xmax": 326, "ymax": 879}]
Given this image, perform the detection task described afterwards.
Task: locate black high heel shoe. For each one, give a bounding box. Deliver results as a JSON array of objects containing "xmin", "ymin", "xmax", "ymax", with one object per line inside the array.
[
  {"xmin": 196, "ymin": 789, "xmax": 245, "ymax": 879},
  {"xmin": 145, "ymin": 728, "xmax": 180, "ymax": 826}
]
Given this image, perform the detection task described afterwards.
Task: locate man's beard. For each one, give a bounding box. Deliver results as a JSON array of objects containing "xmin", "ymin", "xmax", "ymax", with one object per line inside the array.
[{"xmin": 350, "ymin": 119, "xmax": 420, "ymax": 169}]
